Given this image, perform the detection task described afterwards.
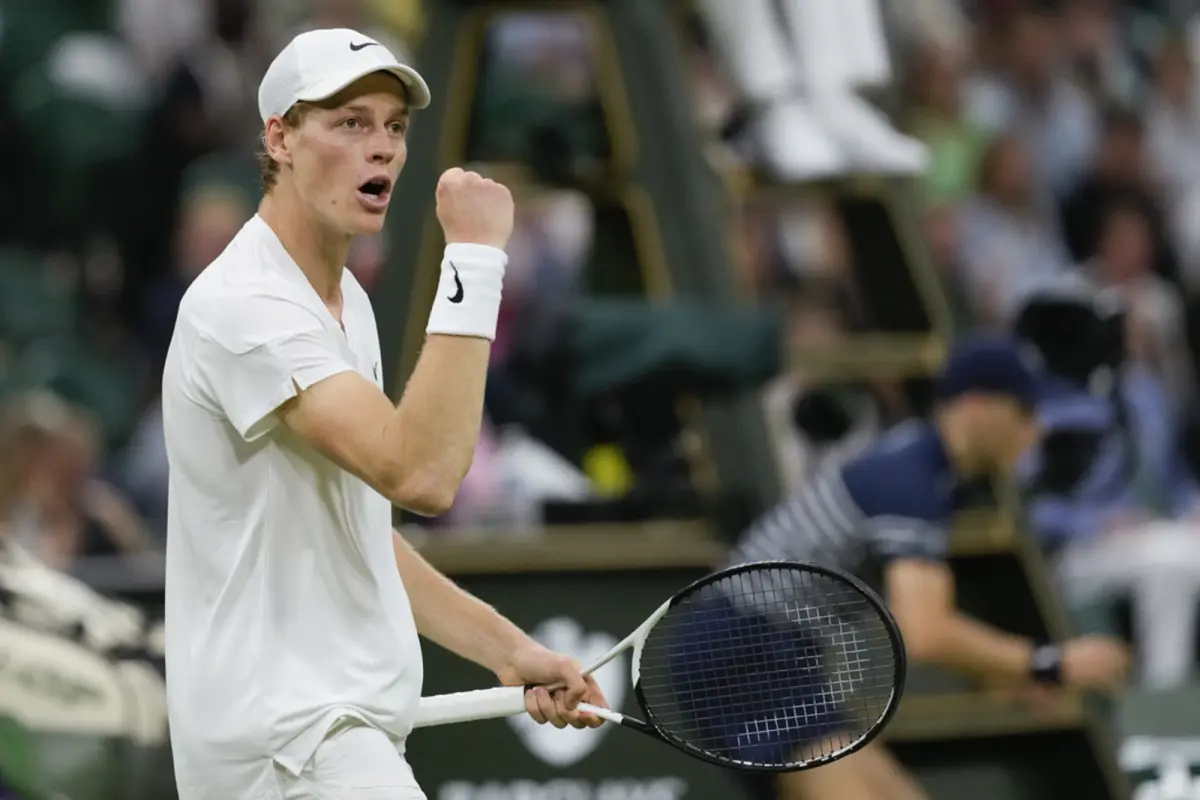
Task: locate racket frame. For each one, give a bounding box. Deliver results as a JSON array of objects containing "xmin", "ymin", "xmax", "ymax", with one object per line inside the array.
[
  {"xmin": 412, "ymin": 560, "xmax": 907, "ymax": 774},
  {"xmin": 630, "ymin": 559, "xmax": 907, "ymax": 774}
]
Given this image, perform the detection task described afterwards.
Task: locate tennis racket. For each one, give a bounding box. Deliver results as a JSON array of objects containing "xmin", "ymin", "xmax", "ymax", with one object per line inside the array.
[{"xmin": 414, "ymin": 560, "xmax": 906, "ymax": 772}]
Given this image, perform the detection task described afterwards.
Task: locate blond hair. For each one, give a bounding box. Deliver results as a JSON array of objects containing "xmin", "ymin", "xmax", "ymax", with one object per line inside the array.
[{"xmin": 257, "ymin": 104, "xmax": 313, "ymax": 193}]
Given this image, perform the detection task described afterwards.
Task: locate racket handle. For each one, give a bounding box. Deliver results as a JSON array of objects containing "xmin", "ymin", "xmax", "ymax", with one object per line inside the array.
[
  {"xmin": 412, "ymin": 686, "xmax": 527, "ymax": 728},
  {"xmin": 577, "ymin": 702, "xmax": 624, "ymax": 724},
  {"xmin": 412, "ymin": 691, "xmax": 625, "ymax": 729}
]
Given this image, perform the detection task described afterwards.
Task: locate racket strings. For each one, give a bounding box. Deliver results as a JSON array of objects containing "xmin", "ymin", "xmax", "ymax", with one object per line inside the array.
[{"xmin": 635, "ymin": 565, "xmax": 898, "ymax": 770}]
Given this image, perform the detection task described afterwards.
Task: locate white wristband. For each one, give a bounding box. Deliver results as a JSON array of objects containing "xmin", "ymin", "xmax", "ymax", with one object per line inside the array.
[{"xmin": 425, "ymin": 243, "xmax": 507, "ymax": 340}]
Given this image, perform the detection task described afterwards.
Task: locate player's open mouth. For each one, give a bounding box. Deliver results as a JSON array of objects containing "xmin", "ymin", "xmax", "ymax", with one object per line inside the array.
[{"xmin": 356, "ymin": 177, "xmax": 392, "ymax": 212}]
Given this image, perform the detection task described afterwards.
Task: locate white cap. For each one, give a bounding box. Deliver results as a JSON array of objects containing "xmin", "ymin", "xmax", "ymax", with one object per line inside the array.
[{"xmin": 257, "ymin": 28, "xmax": 431, "ymax": 122}]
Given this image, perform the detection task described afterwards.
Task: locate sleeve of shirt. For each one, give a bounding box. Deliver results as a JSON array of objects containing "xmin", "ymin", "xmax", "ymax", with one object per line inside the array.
[
  {"xmin": 869, "ymin": 515, "xmax": 950, "ymax": 562},
  {"xmin": 189, "ymin": 293, "xmax": 355, "ymax": 442},
  {"xmin": 849, "ymin": 456, "xmax": 952, "ymax": 562}
]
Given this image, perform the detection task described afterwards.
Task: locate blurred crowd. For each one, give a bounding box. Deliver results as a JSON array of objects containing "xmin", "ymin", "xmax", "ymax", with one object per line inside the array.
[
  {"xmin": 0, "ymin": 0, "xmax": 422, "ymax": 549},
  {"xmin": 682, "ymin": 0, "xmax": 1200, "ymax": 689},
  {"xmin": 7, "ymin": 0, "xmax": 1200, "ymax": 690}
]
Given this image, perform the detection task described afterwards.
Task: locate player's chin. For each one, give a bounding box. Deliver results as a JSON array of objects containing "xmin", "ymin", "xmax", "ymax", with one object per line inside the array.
[{"xmin": 345, "ymin": 206, "xmax": 389, "ymax": 235}]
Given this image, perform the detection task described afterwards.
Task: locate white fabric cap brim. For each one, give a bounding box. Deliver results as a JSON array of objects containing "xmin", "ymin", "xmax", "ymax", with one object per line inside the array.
[{"xmin": 291, "ymin": 62, "xmax": 430, "ymax": 113}]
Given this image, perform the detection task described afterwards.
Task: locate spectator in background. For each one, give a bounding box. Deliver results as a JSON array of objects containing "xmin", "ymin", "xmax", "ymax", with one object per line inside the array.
[
  {"xmin": 1087, "ymin": 201, "xmax": 1192, "ymax": 403},
  {"xmin": 1030, "ymin": 359, "xmax": 1200, "ymax": 689},
  {"xmin": 885, "ymin": 0, "xmax": 971, "ymax": 61},
  {"xmin": 1017, "ymin": 286, "xmax": 1200, "ymax": 689},
  {"xmin": 956, "ymin": 132, "xmax": 1071, "ymax": 326},
  {"xmin": 490, "ymin": 187, "xmax": 591, "ymax": 368},
  {"xmin": 965, "ymin": 7, "xmax": 1098, "ymax": 197},
  {"xmin": 1059, "ymin": 0, "xmax": 1141, "ymax": 107},
  {"xmin": 0, "ymin": 393, "xmax": 61, "ymax": 541},
  {"xmin": 117, "ymin": 0, "xmax": 211, "ymax": 83},
  {"xmin": 1146, "ymin": 32, "xmax": 1200, "ymax": 292},
  {"xmin": 922, "ymin": 197, "xmax": 979, "ymax": 333},
  {"xmin": 726, "ymin": 191, "xmax": 865, "ymax": 334},
  {"xmin": 140, "ymin": 183, "xmax": 252, "ymax": 367},
  {"xmin": 906, "ymin": 44, "xmax": 993, "ymax": 208},
  {"xmin": 1060, "ymin": 106, "xmax": 1181, "ymax": 285},
  {"xmin": 116, "ymin": 397, "xmax": 170, "ymax": 533},
  {"xmin": 2, "ymin": 396, "xmax": 150, "ymax": 571},
  {"xmin": 118, "ymin": 0, "xmax": 273, "ymax": 324},
  {"xmin": 1145, "ymin": 32, "xmax": 1200, "ymax": 207}
]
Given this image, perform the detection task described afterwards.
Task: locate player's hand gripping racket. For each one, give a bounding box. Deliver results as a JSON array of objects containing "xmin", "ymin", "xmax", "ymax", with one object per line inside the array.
[{"xmin": 414, "ymin": 561, "xmax": 906, "ymax": 772}]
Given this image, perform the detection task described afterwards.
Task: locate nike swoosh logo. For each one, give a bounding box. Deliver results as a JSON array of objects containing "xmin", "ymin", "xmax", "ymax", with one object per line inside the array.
[
  {"xmin": 448, "ymin": 263, "xmax": 464, "ymax": 304},
  {"xmin": 349, "ymin": 41, "xmax": 379, "ymax": 51}
]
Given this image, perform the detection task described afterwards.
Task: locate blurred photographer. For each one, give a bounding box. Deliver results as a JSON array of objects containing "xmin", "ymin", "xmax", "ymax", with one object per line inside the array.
[{"xmin": 1017, "ymin": 284, "xmax": 1200, "ymax": 688}]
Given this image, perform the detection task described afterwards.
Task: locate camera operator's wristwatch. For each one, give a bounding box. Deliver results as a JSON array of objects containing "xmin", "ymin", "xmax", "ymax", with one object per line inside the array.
[{"xmin": 1029, "ymin": 643, "xmax": 1064, "ymax": 685}]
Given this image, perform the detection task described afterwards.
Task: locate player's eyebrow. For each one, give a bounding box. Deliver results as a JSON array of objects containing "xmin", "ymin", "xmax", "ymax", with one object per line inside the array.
[
  {"xmin": 340, "ymin": 102, "xmax": 409, "ymax": 125},
  {"xmin": 340, "ymin": 102, "xmax": 375, "ymax": 116}
]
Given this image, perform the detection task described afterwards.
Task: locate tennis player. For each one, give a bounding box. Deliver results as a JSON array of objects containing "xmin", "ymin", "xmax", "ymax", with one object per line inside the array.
[
  {"xmin": 161, "ymin": 29, "xmax": 606, "ymax": 800},
  {"xmin": 726, "ymin": 335, "xmax": 1130, "ymax": 800}
]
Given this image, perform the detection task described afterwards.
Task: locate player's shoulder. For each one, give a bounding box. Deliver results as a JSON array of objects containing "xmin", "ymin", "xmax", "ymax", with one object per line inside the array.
[
  {"xmin": 838, "ymin": 420, "xmax": 954, "ymax": 523},
  {"xmin": 177, "ymin": 222, "xmax": 325, "ymax": 353},
  {"xmin": 178, "ymin": 267, "xmax": 321, "ymax": 355}
]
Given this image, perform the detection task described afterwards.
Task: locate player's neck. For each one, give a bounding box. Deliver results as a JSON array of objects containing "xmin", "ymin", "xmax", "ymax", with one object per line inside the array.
[{"xmin": 258, "ymin": 190, "xmax": 350, "ymax": 305}]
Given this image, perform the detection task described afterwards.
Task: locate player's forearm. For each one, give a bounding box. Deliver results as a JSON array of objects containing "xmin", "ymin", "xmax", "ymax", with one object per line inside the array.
[
  {"xmin": 383, "ymin": 335, "xmax": 490, "ymax": 515},
  {"xmin": 886, "ymin": 559, "xmax": 1035, "ymax": 683},
  {"xmin": 910, "ymin": 612, "xmax": 1034, "ymax": 682},
  {"xmin": 392, "ymin": 531, "xmax": 528, "ymax": 675}
]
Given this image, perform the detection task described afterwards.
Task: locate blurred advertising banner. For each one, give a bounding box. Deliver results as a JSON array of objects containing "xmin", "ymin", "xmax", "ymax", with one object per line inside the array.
[
  {"xmin": 1119, "ymin": 685, "xmax": 1200, "ymax": 800},
  {"xmin": 404, "ymin": 568, "xmax": 753, "ymax": 800}
]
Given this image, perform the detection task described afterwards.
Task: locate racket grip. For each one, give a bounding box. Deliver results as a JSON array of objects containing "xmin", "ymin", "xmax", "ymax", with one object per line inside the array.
[{"xmin": 412, "ymin": 686, "xmax": 528, "ymax": 728}]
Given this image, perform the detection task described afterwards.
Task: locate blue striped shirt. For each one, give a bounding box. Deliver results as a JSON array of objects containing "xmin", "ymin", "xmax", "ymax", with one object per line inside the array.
[
  {"xmin": 1024, "ymin": 367, "xmax": 1199, "ymax": 545},
  {"xmin": 729, "ymin": 420, "xmax": 963, "ymax": 574}
]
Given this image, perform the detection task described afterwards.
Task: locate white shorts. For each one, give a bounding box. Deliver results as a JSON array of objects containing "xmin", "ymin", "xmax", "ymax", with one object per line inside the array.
[{"xmin": 274, "ymin": 717, "xmax": 427, "ymax": 800}]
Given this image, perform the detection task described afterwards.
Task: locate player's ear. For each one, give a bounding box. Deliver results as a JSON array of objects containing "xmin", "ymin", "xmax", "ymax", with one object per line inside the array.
[{"xmin": 263, "ymin": 116, "xmax": 293, "ymax": 169}]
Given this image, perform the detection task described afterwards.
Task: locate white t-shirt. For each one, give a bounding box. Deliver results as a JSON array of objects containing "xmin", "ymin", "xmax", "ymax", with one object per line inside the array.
[{"xmin": 162, "ymin": 215, "xmax": 423, "ymax": 799}]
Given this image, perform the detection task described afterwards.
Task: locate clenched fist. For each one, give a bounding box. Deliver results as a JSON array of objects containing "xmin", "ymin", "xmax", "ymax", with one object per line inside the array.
[{"xmin": 436, "ymin": 168, "xmax": 514, "ymax": 251}]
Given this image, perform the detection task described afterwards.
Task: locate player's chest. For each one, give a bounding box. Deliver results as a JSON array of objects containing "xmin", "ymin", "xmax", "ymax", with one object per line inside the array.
[{"xmin": 328, "ymin": 314, "xmax": 384, "ymax": 389}]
